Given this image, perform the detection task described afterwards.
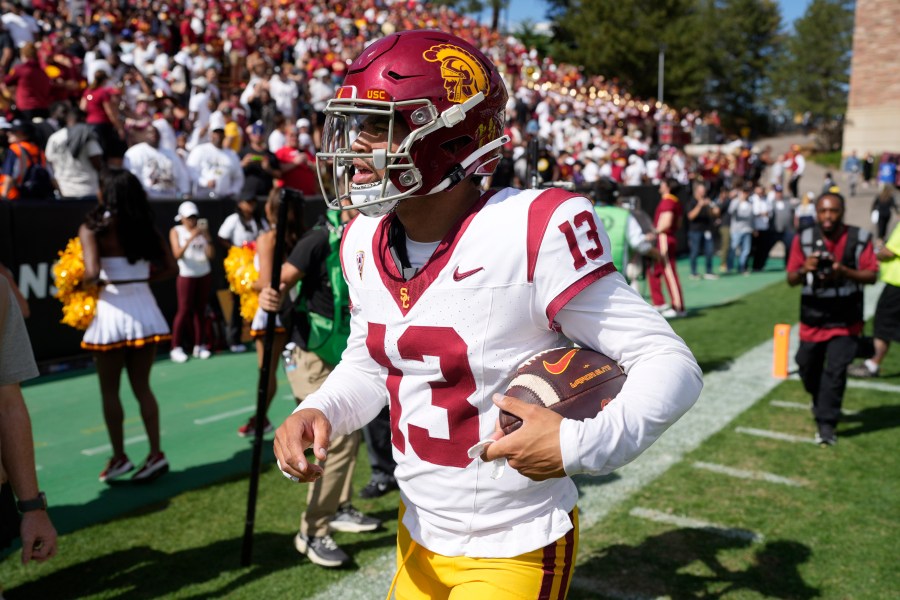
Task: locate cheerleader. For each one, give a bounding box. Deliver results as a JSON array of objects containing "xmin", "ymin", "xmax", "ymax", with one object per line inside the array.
[{"xmin": 79, "ymin": 169, "xmax": 177, "ymax": 482}]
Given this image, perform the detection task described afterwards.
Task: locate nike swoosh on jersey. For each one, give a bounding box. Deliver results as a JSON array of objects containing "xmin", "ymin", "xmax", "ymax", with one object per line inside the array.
[
  {"xmin": 452, "ymin": 266, "xmax": 484, "ymax": 281},
  {"xmin": 543, "ymin": 349, "xmax": 578, "ymax": 375}
]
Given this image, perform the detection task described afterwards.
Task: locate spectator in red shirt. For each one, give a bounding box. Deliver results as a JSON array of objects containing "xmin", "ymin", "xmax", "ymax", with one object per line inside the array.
[
  {"xmin": 276, "ymin": 127, "xmax": 318, "ymax": 196},
  {"xmin": 649, "ymin": 177, "xmax": 686, "ymax": 318},
  {"xmin": 80, "ymin": 70, "xmax": 126, "ymax": 168},
  {"xmin": 1, "ymin": 42, "xmax": 51, "ymax": 120}
]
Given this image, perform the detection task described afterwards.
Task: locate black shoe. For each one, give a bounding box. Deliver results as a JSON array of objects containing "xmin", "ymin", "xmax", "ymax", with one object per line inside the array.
[
  {"xmin": 329, "ymin": 504, "xmax": 381, "ymax": 533},
  {"xmin": 359, "ymin": 477, "xmax": 398, "ymax": 499},
  {"xmin": 294, "ymin": 533, "xmax": 349, "ymax": 568},
  {"xmin": 815, "ymin": 423, "xmax": 837, "ymax": 447}
]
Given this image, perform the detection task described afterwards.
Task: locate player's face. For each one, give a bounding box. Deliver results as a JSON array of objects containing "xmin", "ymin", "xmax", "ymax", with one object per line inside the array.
[{"xmin": 349, "ymin": 115, "xmax": 411, "ymax": 186}]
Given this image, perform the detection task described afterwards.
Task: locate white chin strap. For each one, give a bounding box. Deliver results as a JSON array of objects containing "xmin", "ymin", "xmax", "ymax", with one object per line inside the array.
[
  {"xmin": 350, "ymin": 181, "xmax": 402, "ymax": 217},
  {"xmin": 425, "ymin": 134, "xmax": 511, "ymax": 195}
]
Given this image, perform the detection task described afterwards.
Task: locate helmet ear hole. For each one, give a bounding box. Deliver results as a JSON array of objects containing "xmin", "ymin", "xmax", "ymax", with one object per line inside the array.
[{"xmin": 440, "ymin": 135, "xmax": 473, "ymax": 155}]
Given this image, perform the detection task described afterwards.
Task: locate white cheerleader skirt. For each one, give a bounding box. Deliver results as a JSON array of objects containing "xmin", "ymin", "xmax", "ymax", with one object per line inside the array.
[
  {"xmin": 249, "ymin": 306, "xmax": 285, "ymax": 338},
  {"xmin": 81, "ymin": 257, "xmax": 171, "ymax": 351}
]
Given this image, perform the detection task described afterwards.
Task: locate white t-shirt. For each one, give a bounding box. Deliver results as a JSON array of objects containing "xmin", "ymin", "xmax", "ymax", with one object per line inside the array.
[
  {"xmin": 217, "ymin": 212, "xmax": 268, "ymax": 247},
  {"xmin": 152, "ymin": 118, "xmax": 178, "ymax": 153},
  {"xmin": 187, "ymin": 90, "xmax": 211, "ymax": 149},
  {"xmin": 44, "ymin": 127, "xmax": 103, "ymax": 198},
  {"xmin": 268, "ymin": 129, "xmax": 286, "ymax": 154},
  {"xmin": 185, "ymin": 143, "xmax": 245, "ymax": 198},
  {"xmin": 1, "ymin": 13, "xmax": 37, "ymax": 48},
  {"xmin": 123, "ymin": 143, "xmax": 192, "ymax": 199},
  {"xmin": 294, "ymin": 187, "xmax": 702, "ymax": 559},
  {"xmin": 173, "ymin": 224, "xmax": 211, "ymax": 277},
  {"xmin": 268, "ymin": 76, "xmax": 299, "ymax": 118}
]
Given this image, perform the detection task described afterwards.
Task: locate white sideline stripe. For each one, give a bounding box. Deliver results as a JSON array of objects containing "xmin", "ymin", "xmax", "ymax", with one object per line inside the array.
[
  {"xmin": 770, "ymin": 400, "xmax": 808, "ymax": 410},
  {"xmin": 81, "ymin": 434, "xmax": 148, "ymax": 456},
  {"xmin": 193, "ymin": 406, "xmax": 256, "ymax": 425},
  {"xmin": 692, "ymin": 461, "xmax": 807, "ymax": 487},
  {"xmin": 847, "ymin": 379, "xmax": 900, "ymax": 393},
  {"xmin": 736, "ymin": 426, "xmax": 817, "ymax": 444},
  {"xmin": 786, "ymin": 374, "xmax": 900, "ymax": 395},
  {"xmin": 770, "ymin": 400, "xmax": 859, "ymax": 417},
  {"xmin": 629, "ymin": 507, "xmax": 764, "ymax": 543},
  {"xmin": 304, "ymin": 283, "xmax": 883, "ymax": 600}
]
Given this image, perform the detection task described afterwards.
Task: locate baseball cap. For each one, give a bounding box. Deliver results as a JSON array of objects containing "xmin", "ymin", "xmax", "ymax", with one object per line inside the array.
[
  {"xmin": 296, "ymin": 118, "xmax": 310, "ymax": 129},
  {"xmin": 208, "ymin": 113, "xmax": 226, "ymax": 132},
  {"xmin": 250, "ymin": 120, "xmax": 265, "ymax": 135},
  {"xmin": 0, "ymin": 117, "xmax": 11, "ymax": 130},
  {"xmin": 175, "ymin": 201, "xmax": 199, "ymax": 221},
  {"xmin": 774, "ymin": 184, "xmax": 783, "ymax": 192}
]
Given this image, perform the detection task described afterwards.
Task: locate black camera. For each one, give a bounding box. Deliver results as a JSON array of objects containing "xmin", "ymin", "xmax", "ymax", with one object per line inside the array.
[
  {"xmin": 814, "ymin": 251, "xmax": 835, "ymax": 279},
  {"xmin": 811, "ymin": 239, "xmax": 834, "ymax": 280}
]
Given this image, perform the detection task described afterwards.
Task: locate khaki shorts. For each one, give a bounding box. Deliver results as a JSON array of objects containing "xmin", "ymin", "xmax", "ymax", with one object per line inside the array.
[{"xmin": 285, "ymin": 346, "xmax": 333, "ymax": 401}]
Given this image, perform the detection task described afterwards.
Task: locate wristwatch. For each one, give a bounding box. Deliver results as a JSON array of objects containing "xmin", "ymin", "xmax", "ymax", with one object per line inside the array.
[{"xmin": 17, "ymin": 492, "xmax": 47, "ymax": 513}]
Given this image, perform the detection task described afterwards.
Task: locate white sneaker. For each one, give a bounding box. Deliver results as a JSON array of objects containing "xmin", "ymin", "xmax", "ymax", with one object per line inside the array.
[
  {"xmin": 660, "ymin": 308, "xmax": 687, "ymax": 319},
  {"xmin": 229, "ymin": 344, "xmax": 247, "ymax": 353},
  {"xmin": 170, "ymin": 347, "xmax": 189, "ymax": 363},
  {"xmin": 652, "ymin": 304, "xmax": 670, "ymax": 313},
  {"xmin": 193, "ymin": 345, "xmax": 212, "ymax": 360}
]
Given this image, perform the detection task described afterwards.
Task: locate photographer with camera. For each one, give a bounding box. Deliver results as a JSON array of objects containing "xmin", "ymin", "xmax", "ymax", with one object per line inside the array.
[{"xmin": 786, "ymin": 192, "xmax": 878, "ymax": 446}]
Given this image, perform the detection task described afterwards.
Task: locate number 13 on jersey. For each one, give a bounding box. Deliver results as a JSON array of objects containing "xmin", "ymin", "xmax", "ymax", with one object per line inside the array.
[{"xmin": 558, "ymin": 210, "xmax": 604, "ymax": 270}]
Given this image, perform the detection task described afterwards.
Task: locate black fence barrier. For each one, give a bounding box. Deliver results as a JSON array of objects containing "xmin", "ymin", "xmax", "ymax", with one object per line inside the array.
[{"xmin": 0, "ymin": 195, "xmax": 328, "ymax": 368}]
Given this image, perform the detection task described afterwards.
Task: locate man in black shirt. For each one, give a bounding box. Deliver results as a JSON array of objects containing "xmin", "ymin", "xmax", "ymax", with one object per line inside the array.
[
  {"xmin": 686, "ymin": 181, "xmax": 721, "ymax": 279},
  {"xmin": 238, "ymin": 120, "xmax": 280, "ymax": 198}
]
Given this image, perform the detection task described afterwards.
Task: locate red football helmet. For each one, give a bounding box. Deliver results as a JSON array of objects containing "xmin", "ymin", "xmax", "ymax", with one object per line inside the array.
[{"xmin": 316, "ymin": 30, "xmax": 510, "ymax": 217}]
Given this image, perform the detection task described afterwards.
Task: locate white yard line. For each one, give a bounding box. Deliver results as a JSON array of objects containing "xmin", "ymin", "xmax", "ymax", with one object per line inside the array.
[
  {"xmin": 771, "ymin": 399, "xmax": 859, "ymax": 416},
  {"xmin": 735, "ymin": 426, "xmax": 818, "ymax": 444},
  {"xmin": 80, "ymin": 434, "xmax": 149, "ymax": 456},
  {"xmin": 305, "ymin": 284, "xmax": 882, "ymax": 600},
  {"xmin": 193, "ymin": 405, "xmax": 256, "ymax": 425},
  {"xmin": 846, "ymin": 379, "xmax": 900, "ymax": 394},
  {"xmin": 770, "ymin": 400, "xmax": 809, "ymax": 410},
  {"xmin": 629, "ymin": 507, "xmax": 764, "ymax": 543},
  {"xmin": 692, "ymin": 461, "xmax": 808, "ymax": 487}
]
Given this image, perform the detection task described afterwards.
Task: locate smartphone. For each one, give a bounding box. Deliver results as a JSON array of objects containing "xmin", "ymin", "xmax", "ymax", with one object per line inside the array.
[{"xmin": 197, "ymin": 218, "xmax": 208, "ymax": 230}]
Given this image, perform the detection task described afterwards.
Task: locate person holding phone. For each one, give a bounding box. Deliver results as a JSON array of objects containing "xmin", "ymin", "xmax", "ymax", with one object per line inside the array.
[{"xmin": 169, "ymin": 201, "xmax": 215, "ymax": 363}]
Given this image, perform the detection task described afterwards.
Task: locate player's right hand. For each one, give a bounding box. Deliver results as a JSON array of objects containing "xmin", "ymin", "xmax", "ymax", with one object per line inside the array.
[{"xmin": 274, "ymin": 408, "xmax": 332, "ymax": 483}]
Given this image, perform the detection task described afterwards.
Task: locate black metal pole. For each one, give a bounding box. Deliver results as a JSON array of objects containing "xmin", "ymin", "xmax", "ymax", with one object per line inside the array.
[{"xmin": 240, "ymin": 188, "xmax": 292, "ymax": 566}]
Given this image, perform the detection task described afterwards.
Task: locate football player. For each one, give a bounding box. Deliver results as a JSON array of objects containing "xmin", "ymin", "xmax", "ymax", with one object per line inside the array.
[{"xmin": 272, "ymin": 30, "xmax": 702, "ymax": 599}]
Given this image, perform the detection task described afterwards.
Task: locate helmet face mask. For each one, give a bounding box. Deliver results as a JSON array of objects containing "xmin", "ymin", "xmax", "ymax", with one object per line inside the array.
[
  {"xmin": 317, "ymin": 97, "xmax": 431, "ymax": 217},
  {"xmin": 315, "ymin": 30, "xmax": 509, "ymax": 217}
]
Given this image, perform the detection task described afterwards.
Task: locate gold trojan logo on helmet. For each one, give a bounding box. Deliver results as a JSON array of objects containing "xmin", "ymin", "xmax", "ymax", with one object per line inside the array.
[{"xmin": 423, "ymin": 44, "xmax": 490, "ymax": 104}]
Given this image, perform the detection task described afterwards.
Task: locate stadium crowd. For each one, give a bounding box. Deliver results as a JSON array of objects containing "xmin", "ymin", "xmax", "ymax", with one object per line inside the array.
[{"xmin": 0, "ymin": 0, "xmax": 734, "ymax": 204}]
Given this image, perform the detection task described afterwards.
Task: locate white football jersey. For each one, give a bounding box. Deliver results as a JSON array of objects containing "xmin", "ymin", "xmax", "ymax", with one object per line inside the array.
[{"xmin": 299, "ymin": 186, "xmax": 702, "ymax": 558}]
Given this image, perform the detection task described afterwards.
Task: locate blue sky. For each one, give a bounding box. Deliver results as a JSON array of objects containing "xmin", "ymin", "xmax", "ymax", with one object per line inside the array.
[{"xmin": 489, "ymin": 0, "xmax": 813, "ymax": 30}]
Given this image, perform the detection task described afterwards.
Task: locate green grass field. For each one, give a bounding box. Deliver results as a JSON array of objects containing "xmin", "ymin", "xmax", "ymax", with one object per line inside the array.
[{"xmin": 2, "ymin": 279, "xmax": 898, "ymax": 599}]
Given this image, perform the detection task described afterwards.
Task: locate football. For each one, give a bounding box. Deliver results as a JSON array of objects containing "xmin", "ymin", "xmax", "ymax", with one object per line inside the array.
[{"xmin": 498, "ymin": 347, "xmax": 626, "ymax": 435}]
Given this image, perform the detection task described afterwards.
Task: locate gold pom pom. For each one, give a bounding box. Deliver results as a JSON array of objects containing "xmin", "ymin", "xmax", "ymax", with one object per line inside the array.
[
  {"xmin": 224, "ymin": 244, "xmax": 259, "ymax": 323},
  {"xmin": 53, "ymin": 237, "xmax": 99, "ymax": 330}
]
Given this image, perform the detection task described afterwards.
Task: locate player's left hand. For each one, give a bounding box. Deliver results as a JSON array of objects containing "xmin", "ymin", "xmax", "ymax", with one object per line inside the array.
[{"xmin": 481, "ymin": 394, "xmax": 566, "ymax": 481}]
